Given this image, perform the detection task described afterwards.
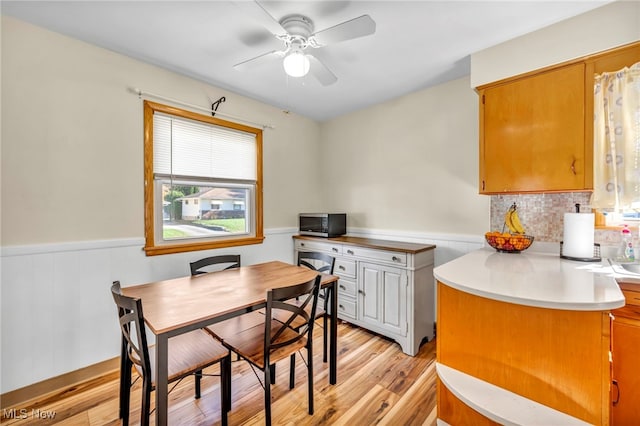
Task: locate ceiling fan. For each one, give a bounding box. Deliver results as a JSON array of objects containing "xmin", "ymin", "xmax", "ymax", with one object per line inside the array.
[{"xmin": 233, "ymin": 1, "xmax": 376, "ymax": 86}]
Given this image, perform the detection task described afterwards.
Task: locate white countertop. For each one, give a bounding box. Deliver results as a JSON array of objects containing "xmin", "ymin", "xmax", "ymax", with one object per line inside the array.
[{"xmin": 434, "ymin": 248, "xmax": 625, "ymax": 311}]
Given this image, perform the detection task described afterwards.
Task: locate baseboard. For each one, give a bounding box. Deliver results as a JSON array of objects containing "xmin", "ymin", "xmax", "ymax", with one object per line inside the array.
[{"xmin": 0, "ymin": 356, "xmax": 119, "ymax": 409}]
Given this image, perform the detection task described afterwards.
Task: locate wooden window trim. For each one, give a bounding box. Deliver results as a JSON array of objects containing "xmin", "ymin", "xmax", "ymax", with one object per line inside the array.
[{"xmin": 143, "ymin": 100, "xmax": 264, "ymax": 256}]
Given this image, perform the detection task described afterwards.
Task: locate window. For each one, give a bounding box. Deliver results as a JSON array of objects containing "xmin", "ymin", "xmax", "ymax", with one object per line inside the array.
[
  {"xmin": 591, "ymin": 61, "xmax": 640, "ymax": 226},
  {"xmin": 144, "ymin": 101, "xmax": 263, "ymax": 256}
]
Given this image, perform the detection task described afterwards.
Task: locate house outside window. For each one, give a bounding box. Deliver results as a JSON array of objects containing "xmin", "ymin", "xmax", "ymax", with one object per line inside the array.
[{"xmin": 143, "ymin": 100, "xmax": 264, "ymax": 256}]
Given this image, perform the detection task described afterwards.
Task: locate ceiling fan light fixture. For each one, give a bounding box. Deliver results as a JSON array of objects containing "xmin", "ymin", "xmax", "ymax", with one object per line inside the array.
[{"xmin": 283, "ymin": 49, "xmax": 310, "ymax": 78}]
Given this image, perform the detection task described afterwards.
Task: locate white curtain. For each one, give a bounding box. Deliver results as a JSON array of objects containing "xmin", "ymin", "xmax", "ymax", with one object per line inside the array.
[{"xmin": 591, "ymin": 62, "xmax": 640, "ymax": 212}]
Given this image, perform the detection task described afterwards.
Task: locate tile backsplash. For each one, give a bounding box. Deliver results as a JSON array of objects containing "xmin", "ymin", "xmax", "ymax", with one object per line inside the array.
[{"xmin": 490, "ymin": 192, "xmax": 626, "ymax": 247}]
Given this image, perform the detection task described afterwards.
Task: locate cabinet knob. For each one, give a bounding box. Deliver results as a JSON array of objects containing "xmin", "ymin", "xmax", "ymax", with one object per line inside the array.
[
  {"xmin": 332, "ymin": 247, "xmax": 338, "ymax": 252},
  {"xmin": 339, "ymin": 265, "xmax": 345, "ymax": 270},
  {"xmin": 339, "ymin": 304, "xmax": 345, "ymax": 310},
  {"xmin": 300, "ymin": 243, "xmax": 305, "ymax": 247},
  {"xmin": 358, "ymin": 290, "xmax": 365, "ymax": 295},
  {"xmin": 347, "ymin": 249, "xmax": 354, "ymax": 255},
  {"xmin": 392, "ymin": 256, "xmax": 400, "ymax": 262},
  {"xmin": 339, "ymin": 284, "xmax": 346, "ymax": 290}
]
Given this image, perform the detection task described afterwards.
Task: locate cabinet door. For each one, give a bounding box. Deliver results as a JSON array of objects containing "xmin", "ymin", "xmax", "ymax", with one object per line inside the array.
[
  {"xmin": 480, "ymin": 62, "xmax": 585, "ymax": 193},
  {"xmin": 611, "ymin": 317, "xmax": 640, "ymax": 425},
  {"xmin": 359, "ymin": 262, "xmax": 407, "ymax": 336}
]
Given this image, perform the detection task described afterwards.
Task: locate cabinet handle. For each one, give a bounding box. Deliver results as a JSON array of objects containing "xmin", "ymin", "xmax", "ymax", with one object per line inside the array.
[
  {"xmin": 339, "ymin": 304, "xmax": 345, "ymax": 310},
  {"xmin": 347, "ymin": 249, "xmax": 354, "ymax": 255},
  {"xmin": 339, "ymin": 284, "xmax": 346, "ymax": 290},
  {"xmin": 358, "ymin": 290, "xmax": 365, "ymax": 295},
  {"xmin": 339, "ymin": 265, "xmax": 345, "ymax": 270},
  {"xmin": 612, "ymin": 380, "xmax": 620, "ymax": 406},
  {"xmin": 332, "ymin": 247, "xmax": 338, "ymax": 252},
  {"xmin": 570, "ymin": 158, "xmax": 577, "ymax": 175},
  {"xmin": 392, "ymin": 256, "xmax": 400, "ymax": 262}
]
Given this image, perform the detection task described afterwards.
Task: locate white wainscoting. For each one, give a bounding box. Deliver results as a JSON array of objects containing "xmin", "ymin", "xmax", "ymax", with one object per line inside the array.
[
  {"xmin": 347, "ymin": 227, "xmax": 486, "ymax": 267},
  {"xmin": 0, "ymin": 228, "xmax": 482, "ymax": 394}
]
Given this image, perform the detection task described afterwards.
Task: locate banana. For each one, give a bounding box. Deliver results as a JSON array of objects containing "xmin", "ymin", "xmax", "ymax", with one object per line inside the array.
[
  {"xmin": 504, "ymin": 207, "xmax": 517, "ymax": 234},
  {"xmin": 509, "ymin": 203, "xmax": 526, "ymax": 234}
]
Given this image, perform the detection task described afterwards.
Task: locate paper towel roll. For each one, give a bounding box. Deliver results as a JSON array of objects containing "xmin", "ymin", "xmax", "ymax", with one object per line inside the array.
[{"xmin": 563, "ymin": 213, "xmax": 595, "ymax": 259}]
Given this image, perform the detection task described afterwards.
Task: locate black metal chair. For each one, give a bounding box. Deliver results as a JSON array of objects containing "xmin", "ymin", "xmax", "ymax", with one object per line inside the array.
[
  {"xmin": 296, "ymin": 251, "xmax": 335, "ymax": 362},
  {"xmin": 111, "ymin": 281, "xmax": 231, "ymax": 426},
  {"xmin": 189, "ymin": 255, "xmax": 267, "ymax": 350},
  {"xmin": 190, "ymin": 254, "xmax": 241, "ymax": 275},
  {"xmin": 214, "ymin": 274, "xmax": 321, "ymax": 426}
]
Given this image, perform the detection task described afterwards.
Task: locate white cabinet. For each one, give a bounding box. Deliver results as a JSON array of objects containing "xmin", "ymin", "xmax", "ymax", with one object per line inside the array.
[
  {"xmin": 294, "ymin": 235, "xmax": 435, "ymax": 356},
  {"xmin": 360, "ymin": 262, "xmax": 407, "ymax": 336}
]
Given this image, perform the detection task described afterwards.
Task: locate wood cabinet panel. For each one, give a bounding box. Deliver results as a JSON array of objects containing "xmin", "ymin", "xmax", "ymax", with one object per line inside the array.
[
  {"xmin": 480, "ymin": 63, "xmax": 585, "ymax": 193},
  {"xmin": 611, "ymin": 319, "xmax": 640, "ymax": 425},
  {"xmin": 478, "ymin": 41, "xmax": 639, "ymax": 195},
  {"xmin": 437, "ymin": 282, "xmax": 610, "ymax": 424},
  {"xmin": 611, "ymin": 283, "xmax": 640, "ymax": 426}
]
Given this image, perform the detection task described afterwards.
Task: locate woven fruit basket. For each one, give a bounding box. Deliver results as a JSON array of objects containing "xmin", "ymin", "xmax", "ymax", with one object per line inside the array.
[{"xmin": 485, "ymin": 232, "xmax": 534, "ymax": 253}]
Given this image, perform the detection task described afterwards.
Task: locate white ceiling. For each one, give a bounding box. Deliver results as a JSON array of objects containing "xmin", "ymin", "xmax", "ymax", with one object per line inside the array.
[{"xmin": 2, "ymin": 1, "xmax": 610, "ymax": 121}]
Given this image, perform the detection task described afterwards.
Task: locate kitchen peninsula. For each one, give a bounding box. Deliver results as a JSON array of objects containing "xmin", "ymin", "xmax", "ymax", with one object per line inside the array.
[{"xmin": 434, "ymin": 248, "xmax": 625, "ymax": 425}]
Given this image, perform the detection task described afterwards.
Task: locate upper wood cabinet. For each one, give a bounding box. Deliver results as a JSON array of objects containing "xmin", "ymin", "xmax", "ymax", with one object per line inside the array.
[{"xmin": 478, "ymin": 42, "xmax": 640, "ymax": 194}]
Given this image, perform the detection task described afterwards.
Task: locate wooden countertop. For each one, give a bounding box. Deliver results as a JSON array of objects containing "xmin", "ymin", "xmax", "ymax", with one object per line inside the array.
[{"xmin": 293, "ymin": 235, "xmax": 435, "ymax": 254}]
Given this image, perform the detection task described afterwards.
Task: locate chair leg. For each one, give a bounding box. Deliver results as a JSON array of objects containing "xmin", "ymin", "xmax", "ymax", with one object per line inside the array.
[
  {"xmin": 289, "ymin": 353, "xmax": 296, "ymax": 389},
  {"xmin": 221, "ymin": 354, "xmax": 231, "ymax": 426},
  {"xmin": 119, "ymin": 340, "xmax": 127, "ymax": 419},
  {"xmin": 269, "ymin": 364, "xmax": 276, "ymax": 384},
  {"xmin": 264, "ymin": 365, "xmax": 272, "ymax": 426},
  {"xmin": 322, "ymin": 314, "xmax": 328, "ymax": 363},
  {"xmin": 121, "ymin": 361, "xmax": 132, "ymax": 426},
  {"xmin": 141, "ymin": 378, "xmax": 152, "ymax": 426},
  {"xmin": 195, "ymin": 369, "xmax": 202, "ymax": 399},
  {"xmin": 307, "ymin": 345, "xmax": 314, "ymax": 415},
  {"xmin": 323, "ymin": 290, "xmax": 329, "ymax": 363}
]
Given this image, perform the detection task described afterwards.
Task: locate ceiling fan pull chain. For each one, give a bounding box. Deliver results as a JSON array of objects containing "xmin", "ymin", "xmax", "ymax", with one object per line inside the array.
[{"xmin": 211, "ymin": 96, "xmax": 226, "ymax": 117}]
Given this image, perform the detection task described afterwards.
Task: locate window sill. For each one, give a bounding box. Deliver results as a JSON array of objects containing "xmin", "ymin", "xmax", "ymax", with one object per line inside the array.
[{"xmin": 144, "ymin": 235, "xmax": 264, "ymax": 256}]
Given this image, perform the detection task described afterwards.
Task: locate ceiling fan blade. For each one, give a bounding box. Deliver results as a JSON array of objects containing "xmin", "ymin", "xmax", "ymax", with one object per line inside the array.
[
  {"xmin": 307, "ymin": 55, "xmax": 337, "ymax": 86},
  {"xmin": 234, "ymin": 50, "xmax": 282, "ymax": 71},
  {"xmin": 233, "ymin": 0, "xmax": 287, "ymax": 36},
  {"xmin": 311, "ymin": 15, "xmax": 376, "ymax": 46}
]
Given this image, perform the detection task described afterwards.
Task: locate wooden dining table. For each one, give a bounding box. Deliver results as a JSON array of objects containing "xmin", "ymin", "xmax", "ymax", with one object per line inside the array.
[{"xmin": 121, "ymin": 260, "xmax": 339, "ymax": 426}]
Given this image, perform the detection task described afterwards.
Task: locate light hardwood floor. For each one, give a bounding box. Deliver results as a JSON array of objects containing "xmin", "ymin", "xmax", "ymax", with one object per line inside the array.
[{"xmin": 1, "ymin": 322, "xmax": 438, "ymax": 425}]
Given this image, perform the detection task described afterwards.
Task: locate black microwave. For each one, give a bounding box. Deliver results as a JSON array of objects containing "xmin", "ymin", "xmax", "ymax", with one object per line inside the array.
[{"xmin": 299, "ymin": 213, "xmax": 346, "ymax": 238}]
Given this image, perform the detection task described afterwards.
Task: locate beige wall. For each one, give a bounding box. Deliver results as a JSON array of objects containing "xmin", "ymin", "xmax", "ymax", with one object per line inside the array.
[
  {"xmin": 1, "ymin": 14, "xmax": 490, "ymax": 248},
  {"xmin": 471, "ymin": 0, "xmax": 640, "ymax": 87},
  {"xmin": 1, "ymin": 16, "xmax": 322, "ymax": 246},
  {"xmin": 319, "ymin": 77, "xmax": 489, "ymax": 235}
]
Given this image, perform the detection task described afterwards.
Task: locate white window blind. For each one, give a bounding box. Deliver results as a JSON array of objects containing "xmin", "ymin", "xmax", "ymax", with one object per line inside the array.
[{"xmin": 153, "ymin": 112, "xmax": 257, "ymax": 181}]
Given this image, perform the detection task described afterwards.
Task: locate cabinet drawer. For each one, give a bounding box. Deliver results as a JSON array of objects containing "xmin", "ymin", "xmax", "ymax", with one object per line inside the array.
[
  {"xmin": 295, "ymin": 239, "xmax": 342, "ymax": 255},
  {"xmin": 613, "ymin": 303, "xmax": 640, "ymax": 321},
  {"xmin": 335, "ymin": 259, "xmax": 357, "ymax": 278},
  {"xmin": 343, "ymin": 246, "xmax": 407, "ymax": 266},
  {"xmin": 337, "ymin": 297, "xmax": 356, "ymax": 319},
  {"xmin": 337, "ymin": 278, "xmax": 357, "ymax": 298},
  {"xmin": 623, "ymin": 290, "xmax": 640, "ymax": 307}
]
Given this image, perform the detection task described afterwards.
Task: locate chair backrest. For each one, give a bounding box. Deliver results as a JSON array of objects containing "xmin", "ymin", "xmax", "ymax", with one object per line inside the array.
[
  {"xmin": 190, "ymin": 254, "xmax": 241, "ymax": 276},
  {"xmin": 111, "ymin": 281, "xmax": 152, "ymax": 380},
  {"xmin": 264, "ymin": 275, "xmax": 321, "ymax": 358},
  {"xmin": 297, "ymin": 251, "xmax": 335, "ymax": 275}
]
